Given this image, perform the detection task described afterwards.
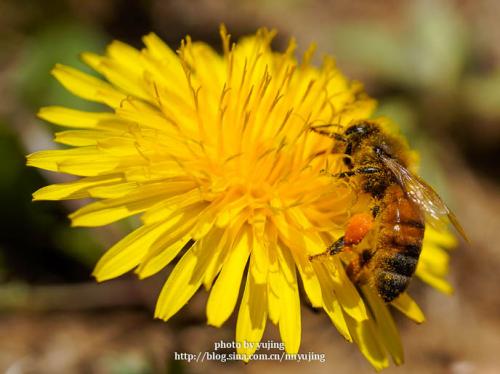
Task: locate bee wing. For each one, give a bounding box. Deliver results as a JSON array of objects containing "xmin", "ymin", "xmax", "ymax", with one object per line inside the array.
[{"xmin": 380, "ymin": 154, "xmax": 468, "ymax": 241}]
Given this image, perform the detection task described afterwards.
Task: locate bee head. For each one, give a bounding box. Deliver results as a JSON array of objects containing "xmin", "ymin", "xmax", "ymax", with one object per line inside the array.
[
  {"xmin": 344, "ymin": 121, "xmax": 380, "ymax": 146},
  {"xmin": 345, "ymin": 121, "xmax": 379, "ymax": 137}
]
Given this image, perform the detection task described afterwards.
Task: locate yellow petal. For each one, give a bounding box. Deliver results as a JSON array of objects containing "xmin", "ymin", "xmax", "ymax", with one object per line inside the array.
[
  {"xmin": 264, "ymin": 223, "xmax": 281, "ymax": 326},
  {"xmin": 267, "ymin": 272, "xmax": 281, "ymax": 325},
  {"xmin": 38, "ymin": 106, "xmax": 117, "ymax": 128},
  {"xmin": 391, "ymin": 293, "xmax": 425, "ymax": 324},
  {"xmin": 142, "ymin": 33, "xmax": 185, "ymax": 84},
  {"xmin": 135, "ymin": 206, "xmax": 205, "ymax": 278},
  {"xmin": 362, "ymin": 286, "xmax": 404, "ymax": 366},
  {"xmin": 236, "ymin": 273, "xmax": 268, "ymax": 359},
  {"xmin": 290, "ymin": 248, "xmax": 323, "ymax": 308},
  {"xmin": 416, "ymin": 268, "xmax": 453, "ymax": 294},
  {"xmin": 140, "ymin": 189, "xmax": 204, "ymax": 225},
  {"xmin": 87, "ymin": 181, "xmax": 139, "ymax": 199},
  {"xmin": 250, "ymin": 221, "xmax": 269, "ymax": 284},
  {"xmin": 215, "ymin": 196, "xmax": 248, "ymax": 228},
  {"xmin": 137, "ymin": 236, "xmax": 192, "ymax": 279},
  {"xmin": 155, "ymin": 242, "xmax": 212, "ymax": 321},
  {"xmin": 32, "ymin": 174, "xmax": 123, "ymax": 201},
  {"xmin": 424, "ymin": 226, "xmax": 457, "ymax": 248},
  {"xmin": 345, "ymin": 315, "xmax": 389, "ymax": 372},
  {"xmin": 207, "ymin": 225, "xmax": 250, "ymax": 327},
  {"xmin": 116, "ymin": 98, "xmax": 178, "ymax": 133},
  {"xmin": 81, "ymin": 52, "xmax": 151, "ymax": 101},
  {"xmin": 313, "ymin": 261, "xmax": 352, "ymax": 341},
  {"xmin": 51, "ymin": 64, "xmax": 126, "ymax": 107},
  {"xmin": 71, "ymin": 181, "xmax": 198, "ymax": 226},
  {"xmin": 190, "ymin": 211, "xmax": 217, "ymax": 240},
  {"xmin": 330, "ymin": 256, "xmax": 368, "ymax": 321},
  {"xmin": 277, "ymin": 244, "xmax": 301, "ymax": 354},
  {"xmin": 26, "ymin": 147, "xmax": 120, "ymax": 176},
  {"xmin": 272, "ymin": 215, "xmax": 323, "ymax": 307},
  {"xmin": 54, "ymin": 130, "xmax": 112, "ymax": 146},
  {"xmin": 179, "ymin": 41, "xmax": 225, "ymax": 96},
  {"xmin": 107, "ymin": 40, "xmax": 144, "ymax": 75},
  {"xmin": 93, "ymin": 222, "xmax": 167, "ymax": 281},
  {"xmin": 69, "ymin": 187, "xmax": 167, "ymax": 227},
  {"xmin": 419, "ymin": 245, "xmax": 450, "ymax": 277},
  {"xmin": 202, "ymin": 215, "xmax": 248, "ymax": 289},
  {"xmin": 142, "ymin": 33, "xmax": 178, "ymax": 63}
]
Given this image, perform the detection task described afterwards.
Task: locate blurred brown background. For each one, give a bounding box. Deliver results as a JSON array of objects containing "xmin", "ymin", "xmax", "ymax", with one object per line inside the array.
[{"xmin": 0, "ymin": 0, "xmax": 499, "ymax": 373}]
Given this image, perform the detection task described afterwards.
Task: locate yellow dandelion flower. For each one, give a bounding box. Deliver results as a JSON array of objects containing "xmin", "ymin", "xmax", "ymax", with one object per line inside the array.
[{"xmin": 27, "ymin": 26, "xmax": 457, "ymax": 370}]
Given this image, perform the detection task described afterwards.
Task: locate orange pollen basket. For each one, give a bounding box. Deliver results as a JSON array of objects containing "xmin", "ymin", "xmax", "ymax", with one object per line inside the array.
[{"xmin": 344, "ymin": 212, "xmax": 374, "ymax": 246}]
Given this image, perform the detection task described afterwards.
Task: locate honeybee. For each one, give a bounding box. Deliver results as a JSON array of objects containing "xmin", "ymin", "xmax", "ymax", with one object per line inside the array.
[{"xmin": 310, "ymin": 121, "xmax": 467, "ymax": 302}]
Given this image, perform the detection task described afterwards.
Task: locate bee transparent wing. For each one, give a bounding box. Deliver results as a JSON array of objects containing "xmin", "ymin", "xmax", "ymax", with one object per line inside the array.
[{"xmin": 380, "ymin": 154, "xmax": 468, "ymax": 241}]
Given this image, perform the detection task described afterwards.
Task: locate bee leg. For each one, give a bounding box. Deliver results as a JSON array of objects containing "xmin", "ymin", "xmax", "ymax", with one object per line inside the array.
[
  {"xmin": 371, "ymin": 205, "xmax": 380, "ymax": 218},
  {"xmin": 328, "ymin": 236, "xmax": 345, "ymax": 255},
  {"xmin": 323, "ymin": 166, "xmax": 384, "ymax": 179},
  {"xmin": 309, "ymin": 150, "xmax": 327, "ymax": 159},
  {"xmin": 309, "ymin": 236, "xmax": 346, "ymax": 261},
  {"xmin": 355, "ymin": 166, "xmax": 383, "ymax": 175},
  {"xmin": 309, "ymin": 125, "xmax": 346, "ymax": 142},
  {"xmin": 320, "ymin": 169, "xmax": 357, "ymax": 179},
  {"xmin": 346, "ymin": 256, "xmax": 362, "ymax": 282},
  {"xmin": 320, "ymin": 169, "xmax": 354, "ymax": 178},
  {"xmin": 346, "ymin": 249, "xmax": 373, "ymax": 284}
]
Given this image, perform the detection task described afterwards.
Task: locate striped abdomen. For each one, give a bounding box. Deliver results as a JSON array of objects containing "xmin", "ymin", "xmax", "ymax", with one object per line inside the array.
[{"xmin": 352, "ymin": 184, "xmax": 425, "ymax": 302}]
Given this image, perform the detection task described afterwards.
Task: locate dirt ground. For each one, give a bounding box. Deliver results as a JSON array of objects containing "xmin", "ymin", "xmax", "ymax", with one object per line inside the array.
[{"xmin": 1, "ymin": 0, "xmax": 499, "ymax": 373}]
